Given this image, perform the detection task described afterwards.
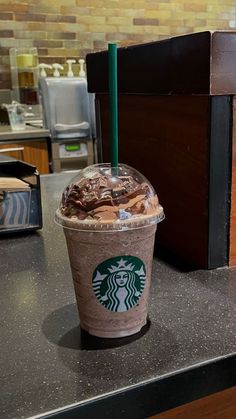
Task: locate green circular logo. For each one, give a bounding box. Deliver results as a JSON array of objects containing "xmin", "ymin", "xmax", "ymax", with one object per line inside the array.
[{"xmin": 92, "ymin": 256, "xmax": 146, "ymax": 312}]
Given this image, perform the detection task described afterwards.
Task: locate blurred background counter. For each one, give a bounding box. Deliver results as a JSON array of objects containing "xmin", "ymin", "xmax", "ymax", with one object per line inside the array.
[{"xmin": 0, "ymin": 125, "xmax": 50, "ymax": 174}]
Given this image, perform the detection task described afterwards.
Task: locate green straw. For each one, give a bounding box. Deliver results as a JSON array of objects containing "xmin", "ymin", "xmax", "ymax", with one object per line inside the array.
[{"xmin": 108, "ymin": 43, "xmax": 118, "ymax": 174}]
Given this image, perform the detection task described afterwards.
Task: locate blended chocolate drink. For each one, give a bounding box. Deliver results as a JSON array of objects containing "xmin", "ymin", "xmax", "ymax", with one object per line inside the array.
[{"xmin": 55, "ymin": 163, "xmax": 164, "ymax": 338}]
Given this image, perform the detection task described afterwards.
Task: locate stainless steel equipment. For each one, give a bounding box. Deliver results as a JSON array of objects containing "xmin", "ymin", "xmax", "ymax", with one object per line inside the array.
[{"xmin": 39, "ymin": 77, "xmax": 95, "ymax": 172}]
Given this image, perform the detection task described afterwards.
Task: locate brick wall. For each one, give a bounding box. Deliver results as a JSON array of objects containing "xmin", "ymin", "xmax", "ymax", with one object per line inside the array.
[{"xmin": 0, "ymin": 0, "xmax": 236, "ymax": 89}]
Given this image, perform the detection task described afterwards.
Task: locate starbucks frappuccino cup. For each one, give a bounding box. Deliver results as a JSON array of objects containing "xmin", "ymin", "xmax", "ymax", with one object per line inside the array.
[{"xmin": 55, "ymin": 163, "xmax": 164, "ymax": 338}]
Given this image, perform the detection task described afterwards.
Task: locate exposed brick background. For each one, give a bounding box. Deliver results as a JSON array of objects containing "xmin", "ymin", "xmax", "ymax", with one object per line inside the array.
[{"xmin": 0, "ymin": 0, "xmax": 236, "ymax": 89}]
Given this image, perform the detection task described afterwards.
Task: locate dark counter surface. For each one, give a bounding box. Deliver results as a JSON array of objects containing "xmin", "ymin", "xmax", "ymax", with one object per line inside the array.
[{"xmin": 1, "ymin": 172, "xmax": 236, "ymax": 419}]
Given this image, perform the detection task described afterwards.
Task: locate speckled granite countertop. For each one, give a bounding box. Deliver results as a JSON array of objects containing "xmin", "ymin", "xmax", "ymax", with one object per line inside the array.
[
  {"xmin": 0, "ymin": 172, "xmax": 236, "ymax": 419},
  {"xmin": 0, "ymin": 125, "xmax": 49, "ymax": 141}
]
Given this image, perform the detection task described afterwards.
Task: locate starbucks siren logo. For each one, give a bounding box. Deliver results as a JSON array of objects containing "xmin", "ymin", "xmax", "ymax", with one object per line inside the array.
[{"xmin": 92, "ymin": 256, "xmax": 146, "ymax": 312}]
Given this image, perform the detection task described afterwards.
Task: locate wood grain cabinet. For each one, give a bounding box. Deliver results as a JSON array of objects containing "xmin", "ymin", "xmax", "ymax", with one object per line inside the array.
[
  {"xmin": 149, "ymin": 386, "xmax": 236, "ymax": 419},
  {"xmin": 0, "ymin": 139, "xmax": 49, "ymax": 174},
  {"xmin": 87, "ymin": 30, "xmax": 236, "ymax": 269}
]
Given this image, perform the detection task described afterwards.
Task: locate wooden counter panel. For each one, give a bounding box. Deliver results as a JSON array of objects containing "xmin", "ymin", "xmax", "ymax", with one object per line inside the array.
[
  {"xmin": 98, "ymin": 95, "xmax": 209, "ymax": 268},
  {"xmin": 22, "ymin": 140, "xmax": 49, "ymax": 174},
  {"xmin": 229, "ymin": 97, "xmax": 236, "ymax": 266},
  {"xmin": 0, "ymin": 140, "xmax": 49, "ymax": 174},
  {"xmin": 149, "ymin": 386, "xmax": 236, "ymax": 419}
]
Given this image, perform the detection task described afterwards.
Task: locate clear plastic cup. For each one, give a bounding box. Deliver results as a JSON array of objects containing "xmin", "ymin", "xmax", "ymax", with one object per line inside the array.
[
  {"xmin": 4, "ymin": 101, "xmax": 25, "ymax": 131},
  {"xmin": 55, "ymin": 163, "xmax": 164, "ymax": 338}
]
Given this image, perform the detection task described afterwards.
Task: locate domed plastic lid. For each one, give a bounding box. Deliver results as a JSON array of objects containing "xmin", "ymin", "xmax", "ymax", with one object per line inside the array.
[{"xmin": 55, "ymin": 163, "xmax": 164, "ymax": 231}]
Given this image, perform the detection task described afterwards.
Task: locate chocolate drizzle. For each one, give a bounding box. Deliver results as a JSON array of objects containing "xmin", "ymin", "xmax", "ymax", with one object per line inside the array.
[{"xmin": 60, "ymin": 172, "xmax": 157, "ymax": 221}]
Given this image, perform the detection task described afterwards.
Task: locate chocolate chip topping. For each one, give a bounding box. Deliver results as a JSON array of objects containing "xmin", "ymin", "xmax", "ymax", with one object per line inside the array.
[{"xmin": 60, "ymin": 172, "xmax": 156, "ymax": 221}]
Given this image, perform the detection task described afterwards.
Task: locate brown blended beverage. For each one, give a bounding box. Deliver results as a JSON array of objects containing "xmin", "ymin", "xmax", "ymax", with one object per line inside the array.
[{"xmin": 55, "ymin": 163, "xmax": 164, "ymax": 338}]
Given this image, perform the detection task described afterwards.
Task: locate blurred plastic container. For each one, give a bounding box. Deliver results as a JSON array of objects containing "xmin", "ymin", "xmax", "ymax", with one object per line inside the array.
[
  {"xmin": 2, "ymin": 101, "xmax": 26, "ymax": 131},
  {"xmin": 9, "ymin": 47, "xmax": 39, "ymax": 106}
]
